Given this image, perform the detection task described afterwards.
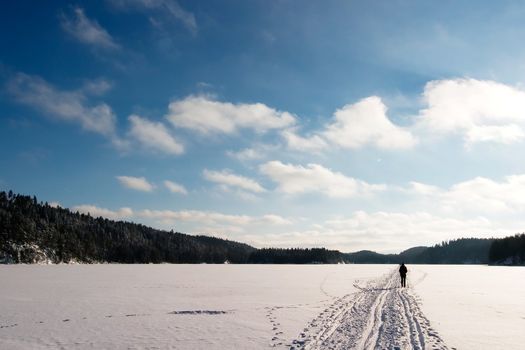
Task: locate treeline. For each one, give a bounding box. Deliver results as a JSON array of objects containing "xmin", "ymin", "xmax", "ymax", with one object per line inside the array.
[
  {"xmin": 0, "ymin": 191, "xmax": 255, "ymax": 264},
  {"xmin": 2, "ymin": 191, "xmax": 525, "ymax": 265},
  {"xmin": 489, "ymin": 234, "xmax": 525, "ymax": 265},
  {"xmin": 248, "ymin": 248, "xmax": 344, "ymax": 264},
  {"xmin": 412, "ymin": 238, "xmax": 494, "ymax": 264}
]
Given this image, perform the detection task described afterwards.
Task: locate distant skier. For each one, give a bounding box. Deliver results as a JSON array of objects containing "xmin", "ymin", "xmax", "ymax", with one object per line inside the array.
[{"xmin": 399, "ymin": 263, "xmax": 408, "ymax": 288}]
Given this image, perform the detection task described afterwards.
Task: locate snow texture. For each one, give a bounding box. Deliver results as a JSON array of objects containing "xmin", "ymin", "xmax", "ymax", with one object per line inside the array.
[
  {"xmin": 289, "ymin": 269, "xmax": 447, "ymax": 350},
  {"xmin": 0, "ymin": 264, "xmax": 523, "ymax": 349}
]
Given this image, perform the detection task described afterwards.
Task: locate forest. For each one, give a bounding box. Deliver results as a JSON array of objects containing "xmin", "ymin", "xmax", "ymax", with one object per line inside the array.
[
  {"xmin": 0, "ymin": 191, "xmax": 255, "ymax": 264},
  {"xmin": 1, "ymin": 191, "xmax": 523, "ymax": 265},
  {"xmin": 489, "ymin": 233, "xmax": 525, "ymax": 264}
]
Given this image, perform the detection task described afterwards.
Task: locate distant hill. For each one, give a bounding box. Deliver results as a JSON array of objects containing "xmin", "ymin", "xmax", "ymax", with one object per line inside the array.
[
  {"xmin": 399, "ymin": 246, "xmax": 428, "ymax": 260},
  {"xmin": 1, "ymin": 190, "xmax": 522, "ymax": 265},
  {"xmin": 345, "ymin": 250, "xmax": 396, "ymax": 264},
  {"xmin": 345, "ymin": 239, "xmax": 494, "ymax": 264}
]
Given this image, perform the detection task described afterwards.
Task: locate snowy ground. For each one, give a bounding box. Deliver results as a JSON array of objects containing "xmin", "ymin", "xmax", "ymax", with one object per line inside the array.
[{"xmin": 0, "ymin": 265, "xmax": 524, "ymax": 349}]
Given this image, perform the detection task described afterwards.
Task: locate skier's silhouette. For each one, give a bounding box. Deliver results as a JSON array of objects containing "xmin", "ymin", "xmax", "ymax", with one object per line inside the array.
[{"xmin": 399, "ymin": 263, "xmax": 408, "ymax": 288}]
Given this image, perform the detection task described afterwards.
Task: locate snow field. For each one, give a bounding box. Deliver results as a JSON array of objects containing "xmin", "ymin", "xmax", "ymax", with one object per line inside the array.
[
  {"xmin": 413, "ymin": 265, "xmax": 525, "ymax": 350},
  {"xmin": 0, "ymin": 264, "xmax": 524, "ymax": 349}
]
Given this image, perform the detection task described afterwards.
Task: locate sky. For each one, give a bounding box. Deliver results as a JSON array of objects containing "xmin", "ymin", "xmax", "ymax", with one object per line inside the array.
[{"xmin": 3, "ymin": 1, "xmax": 525, "ymax": 253}]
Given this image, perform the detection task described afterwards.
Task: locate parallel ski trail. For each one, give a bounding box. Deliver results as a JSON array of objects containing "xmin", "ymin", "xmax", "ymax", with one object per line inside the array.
[{"xmin": 289, "ymin": 269, "xmax": 449, "ymax": 350}]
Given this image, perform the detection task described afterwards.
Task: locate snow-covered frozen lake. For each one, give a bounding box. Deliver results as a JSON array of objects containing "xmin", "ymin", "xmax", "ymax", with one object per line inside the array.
[{"xmin": 0, "ymin": 264, "xmax": 524, "ymax": 349}]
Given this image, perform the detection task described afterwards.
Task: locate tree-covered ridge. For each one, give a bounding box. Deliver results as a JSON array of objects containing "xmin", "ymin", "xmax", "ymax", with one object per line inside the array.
[
  {"xmin": 489, "ymin": 233, "xmax": 525, "ymax": 265},
  {"xmin": 0, "ymin": 191, "xmax": 255, "ymax": 264},
  {"xmin": 0, "ymin": 191, "xmax": 345, "ymax": 264},
  {"xmin": 411, "ymin": 238, "xmax": 494, "ymax": 264}
]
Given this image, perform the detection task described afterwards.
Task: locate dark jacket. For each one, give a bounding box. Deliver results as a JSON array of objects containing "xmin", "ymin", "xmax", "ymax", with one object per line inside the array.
[{"xmin": 399, "ymin": 264, "xmax": 407, "ymax": 276}]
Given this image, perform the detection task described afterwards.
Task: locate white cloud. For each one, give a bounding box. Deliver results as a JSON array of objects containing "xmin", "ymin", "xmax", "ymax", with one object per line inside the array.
[
  {"xmin": 7, "ymin": 73, "xmax": 117, "ymax": 137},
  {"xmin": 82, "ymin": 79, "xmax": 113, "ymax": 96},
  {"xmin": 48, "ymin": 201, "xmax": 61, "ymax": 208},
  {"xmin": 108, "ymin": 0, "xmax": 197, "ymax": 34},
  {"xmin": 116, "ymin": 175, "xmax": 155, "ymax": 192},
  {"xmin": 164, "ymin": 180, "xmax": 188, "ymax": 195},
  {"xmin": 68, "ymin": 203, "xmax": 293, "ymax": 237},
  {"xmin": 279, "ymin": 96, "xmax": 416, "ymax": 153},
  {"xmin": 408, "ymin": 182, "xmax": 440, "ymax": 196},
  {"xmin": 60, "ymin": 7, "xmax": 119, "ymax": 50},
  {"xmin": 137, "ymin": 209, "xmax": 291, "ymax": 227},
  {"xmin": 128, "ymin": 115, "xmax": 184, "ymax": 155},
  {"xmin": 281, "ymin": 129, "xmax": 328, "ymax": 153},
  {"xmin": 278, "ymin": 78, "xmax": 525, "ymax": 151},
  {"xmin": 465, "ymin": 124, "xmax": 525, "ymax": 145},
  {"xmin": 166, "ymin": 95, "xmax": 295, "ymax": 135},
  {"xmin": 259, "ymin": 160, "xmax": 385, "ymax": 198},
  {"xmin": 67, "ymin": 202, "xmax": 523, "ymax": 252},
  {"xmin": 404, "ymin": 174, "xmax": 525, "ymax": 215},
  {"xmin": 442, "ymin": 175, "xmax": 525, "ymax": 214},
  {"xmin": 139, "ymin": 209, "xmax": 249, "ymax": 225},
  {"xmin": 261, "ymin": 214, "xmax": 293, "ymax": 225},
  {"xmin": 203, "ymin": 169, "xmax": 266, "ymax": 193},
  {"xmin": 274, "ymin": 78, "xmax": 525, "ymax": 152},
  {"xmin": 73, "ymin": 205, "xmax": 133, "ymax": 220},
  {"xmin": 242, "ymin": 210, "xmax": 522, "ymax": 253},
  {"xmin": 322, "ymin": 96, "xmax": 417, "ymax": 150},
  {"xmin": 417, "ymin": 78, "xmax": 525, "ymax": 145}
]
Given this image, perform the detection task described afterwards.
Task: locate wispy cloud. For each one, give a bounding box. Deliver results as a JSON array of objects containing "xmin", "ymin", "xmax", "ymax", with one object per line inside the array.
[
  {"xmin": 116, "ymin": 175, "xmax": 155, "ymax": 192},
  {"xmin": 81, "ymin": 79, "xmax": 113, "ymax": 96},
  {"xmin": 7, "ymin": 73, "xmax": 118, "ymax": 138},
  {"xmin": 68, "ymin": 203, "xmax": 297, "ymax": 244},
  {"xmin": 226, "ymin": 144, "xmax": 278, "ymax": 161},
  {"xmin": 203, "ymin": 169, "xmax": 266, "ymax": 193},
  {"xmin": 164, "ymin": 180, "xmax": 188, "ymax": 195},
  {"xmin": 281, "ymin": 129, "xmax": 328, "ymax": 153},
  {"xmin": 226, "ymin": 147, "xmax": 265, "ymax": 161},
  {"xmin": 108, "ymin": 0, "xmax": 197, "ymax": 34},
  {"xmin": 128, "ymin": 115, "xmax": 184, "ymax": 155},
  {"xmin": 137, "ymin": 209, "xmax": 291, "ymax": 227},
  {"xmin": 60, "ymin": 7, "xmax": 119, "ymax": 50}
]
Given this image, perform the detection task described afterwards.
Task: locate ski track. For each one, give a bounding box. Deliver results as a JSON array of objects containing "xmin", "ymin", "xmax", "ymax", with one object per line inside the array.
[{"xmin": 286, "ymin": 269, "xmax": 449, "ymax": 350}]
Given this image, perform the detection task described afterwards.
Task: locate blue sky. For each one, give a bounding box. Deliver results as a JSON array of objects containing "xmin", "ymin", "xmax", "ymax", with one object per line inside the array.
[{"xmin": 3, "ymin": 0, "xmax": 525, "ymax": 252}]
